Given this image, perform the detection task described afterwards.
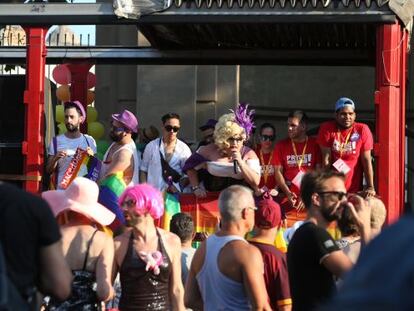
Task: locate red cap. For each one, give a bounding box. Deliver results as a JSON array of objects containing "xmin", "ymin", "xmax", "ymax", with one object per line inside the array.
[{"xmin": 255, "ymin": 198, "xmax": 281, "ymax": 229}]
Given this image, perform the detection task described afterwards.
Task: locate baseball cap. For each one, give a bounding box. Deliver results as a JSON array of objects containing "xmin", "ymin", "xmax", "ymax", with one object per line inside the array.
[
  {"xmin": 255, "ymin": 198, "xmax": 281, "ymax": 229},
  {"xmin": 335, "ymin": 97, "xmax": 355, "ymax": 112},
  {"xmin": 112, "ymin": 109, "xmax": 139, "ymax": 133},
  {"xmin": 199, "ymin": 119, "xmax": 218, "ymax": 131}
]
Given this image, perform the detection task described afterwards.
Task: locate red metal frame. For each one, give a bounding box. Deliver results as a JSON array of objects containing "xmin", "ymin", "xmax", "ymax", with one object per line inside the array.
[
  {"xmin": 375, "ymin": 22, "xmax": 408, "ymax": 223},
  {"xmin": 67, "ymin": 63, "xmax": 93, "ymax": 133},
  {"xmin": 22, "ymin": 27, "xmax": 49, "ymax": 193}
]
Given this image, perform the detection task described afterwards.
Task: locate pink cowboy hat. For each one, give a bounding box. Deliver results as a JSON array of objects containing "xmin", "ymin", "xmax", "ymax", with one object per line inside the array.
[{"xmin": 42, "ymin": 177, "xmax": 115, "ymax": 226}]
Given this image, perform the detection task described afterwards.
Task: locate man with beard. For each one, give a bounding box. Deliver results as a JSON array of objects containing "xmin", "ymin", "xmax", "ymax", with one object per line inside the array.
[
  {"xmin": 274, "ymin": 110, "xmax": 321, "ymax": 225},
  {"xmin": 46, "ymin": 101, "xmax": 96, "ymax": 189},
  {"xmin": 100, "ymin": 109, "xmax": 140, "ymax": 187},
  {"xmin": 317, "ymin": 97, "xmax": 375, "ymax": 197},
  {"xmin": 287, "ymin": 169, "xmax": 371, "ymax": 311}
]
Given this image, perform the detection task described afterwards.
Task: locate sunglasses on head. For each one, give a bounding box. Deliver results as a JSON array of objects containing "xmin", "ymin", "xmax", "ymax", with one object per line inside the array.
[
  {"xmin": 164, "ymin": 125, "xmax": 180, "ymax": 133},
  {"xmin": 317, "ymin": 191, "xmax": 347, "ymax": 201},
  {"xmin": 261, "ymin": 135, "xmax": 275, "ymax": 142},
  {"xmin": 110, "ymin": 122, "xmax": 126, "ymax": 132}
]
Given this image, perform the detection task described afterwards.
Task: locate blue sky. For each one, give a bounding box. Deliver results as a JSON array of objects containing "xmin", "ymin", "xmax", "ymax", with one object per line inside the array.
[{"xmin": 48, "ymin": 0, "xmax": 96, "ymax": 45}]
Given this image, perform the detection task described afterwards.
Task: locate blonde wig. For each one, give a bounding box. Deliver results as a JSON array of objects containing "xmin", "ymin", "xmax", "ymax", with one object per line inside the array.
[{"xmin": 214, "ymin": 113, "xmax": 246, "ymax": 150}]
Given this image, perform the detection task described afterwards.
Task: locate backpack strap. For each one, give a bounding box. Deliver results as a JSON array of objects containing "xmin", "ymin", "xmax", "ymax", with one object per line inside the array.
[
  {"xmin": 82, "ymin": 229, "xmax": 99, "ymax": 271},
  {"xmin": 82, "ymin": 134, "xmax": 90, "ymax": 148}
]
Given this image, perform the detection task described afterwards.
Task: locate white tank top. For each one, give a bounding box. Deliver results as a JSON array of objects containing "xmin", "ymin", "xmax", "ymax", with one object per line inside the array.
[
  {"xmin": 101, "ymin": 141, "xmax": 140, "ymax": 186},
  {"xmin": 196, "ymin": 234, "xmax": 251, "ymax": 311}
]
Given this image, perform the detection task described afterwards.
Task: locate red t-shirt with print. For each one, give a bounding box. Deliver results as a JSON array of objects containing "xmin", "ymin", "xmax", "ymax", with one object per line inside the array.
[
  {"xmin": 255, "ymin": 147, "xmax": 278, "ymax": 190},
  {"xmin": 317, "ymin": 120, "xmax": 373, "ymax": 193},
  {"xmin": 274, "ymin": 136, "xmax": 321, "ymax": 195}
]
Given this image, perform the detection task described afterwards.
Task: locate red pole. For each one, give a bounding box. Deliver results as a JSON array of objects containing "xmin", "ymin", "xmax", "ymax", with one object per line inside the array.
[
  {"xmin": 375, "ymin": 22, "xmax": 408, "ymax": 223},
  {"xmin": 23, "ymin": 27, "xmax": 49, "ymax": 193},
  {"xmin": 67, "ymin": 63, "xmax": 93, "ymax": 133}
]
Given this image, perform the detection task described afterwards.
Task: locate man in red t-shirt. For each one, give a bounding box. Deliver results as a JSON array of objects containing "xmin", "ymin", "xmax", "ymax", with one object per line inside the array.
[
  {"xmin": 317, "ymin": 97, "xmax": 375, "ymax": 197},
  {"xmin": 274, "ymin": 111, "xmax": 321, "ymax": 225},
  {"xmin": 248, "ymin": 198, "xmax": 292, "ymax": 311}
]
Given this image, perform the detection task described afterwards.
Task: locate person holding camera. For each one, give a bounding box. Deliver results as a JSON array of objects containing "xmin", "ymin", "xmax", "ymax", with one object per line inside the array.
[{"xmin": 287, "ymin": 169, "xmax": 371, "ymax": 311}]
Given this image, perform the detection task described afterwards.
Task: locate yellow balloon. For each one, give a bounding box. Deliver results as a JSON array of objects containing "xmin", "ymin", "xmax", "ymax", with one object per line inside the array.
[
  {"xmin": 87, "ymin": 90, "xmax": 95, "ymax": 105},
  {"xmin": 87, "ymin": 106, "xmax": 98, "ymax": 123},
  {"xmin": 58, "ymin": 122, "xmax": 67, "ymax": 134},
  {"xmin": 56, "ymin": 85, "xmax": 71, "ymax": 102},
  {"xmin": 87, "ymin": 121, "xmax": 104, "ymax": 140},
  {"xmin": 55, "ymin": 105, "xmax": 64, "ymax": 123}
]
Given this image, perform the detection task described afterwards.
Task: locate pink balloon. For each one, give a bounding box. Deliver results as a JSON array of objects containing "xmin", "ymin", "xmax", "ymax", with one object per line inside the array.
[
  {"xmin": 52, "ymin": 64, "xmax": 71, "ymax": 85},
  {"xmin": 87, "ymin": 72, "xmax": 96, "ymax": 89}
]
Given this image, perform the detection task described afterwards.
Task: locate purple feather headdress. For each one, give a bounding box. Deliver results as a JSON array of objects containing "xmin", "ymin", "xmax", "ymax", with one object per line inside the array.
[{"xmin": 230, "ymin": 102, "xmax": 255, "ymax": 137}]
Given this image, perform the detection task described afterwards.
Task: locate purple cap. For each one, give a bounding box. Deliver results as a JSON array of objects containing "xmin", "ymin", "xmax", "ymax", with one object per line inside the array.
[
  {"xmin": 112, "ymin": 109, "xmax": 139, "ymax": 133},
  {"xmin": 199, "ymin": 119, "xmax": 218, "ymax": 131},
  {"xmin": 64, "ymin": 101, "xmax": 86, "ymax": 123}
]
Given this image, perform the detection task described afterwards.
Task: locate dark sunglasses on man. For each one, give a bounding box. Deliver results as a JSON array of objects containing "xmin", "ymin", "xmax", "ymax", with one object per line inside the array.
[
  {"xmin": 317, "ymin": 191, "xmax": 347, "ymax": 201},
  {"xmin": 165, "ymin": 125, "xmax": 180, "ymax": 133},
  {"xmin": 260, "ymin": 134, "xmax": 275, "ymax": 142}
]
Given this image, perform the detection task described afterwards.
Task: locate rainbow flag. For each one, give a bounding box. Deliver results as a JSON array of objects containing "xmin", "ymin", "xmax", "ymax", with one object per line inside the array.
[
  {"xmin": 155, "ymin": 192, "xmax": 181, "ymax": 231},
  {"xmin": 59, "ymin": 148, "xmax": 101, "ymax": 189},
  {"xmin": 98, "ymin": 172, "xmax": 126, "ymax": 232},
  {"xmin": 179, "ymin": 193, "xmax": 221, "ymax": 235}
]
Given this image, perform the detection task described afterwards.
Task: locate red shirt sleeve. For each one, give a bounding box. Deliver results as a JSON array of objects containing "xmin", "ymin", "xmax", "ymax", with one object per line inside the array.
[
  {"xmin": 361, "ymin": 124, "xmax": 374, "ymax": 151},
  {"xmin": 317, "ymin": 122, "xmax": 332, "ymax": 148}
]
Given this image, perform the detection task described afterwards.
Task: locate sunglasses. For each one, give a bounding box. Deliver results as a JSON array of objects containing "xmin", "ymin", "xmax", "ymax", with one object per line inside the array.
[
  {"xmin": 261, "ymin": 135, "xmax": 275, "ymax": 142},
  {"xmin": 164, "ymin": 125, "xmax": 180, "ymax": 133},
  {"xmin": 121, "ymin": 199, "xmax": 136, "ymax": 208},
  {"xmin": 317, "ymin": 191, "xmax": 347, "ymax": 201},
  {"xmin": 227, "ymin": 137, "xmax": 244, "ymax": 143}
]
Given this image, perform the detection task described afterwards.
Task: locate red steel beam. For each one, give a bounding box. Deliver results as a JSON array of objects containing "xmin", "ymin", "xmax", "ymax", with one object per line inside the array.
[
  {"xmin": 375, "ymin": 22, "xmax": 407, "ymax": 223},
  {"xmin": 22, "ymin": 27, "xmax": 49, "ymax": 193}
]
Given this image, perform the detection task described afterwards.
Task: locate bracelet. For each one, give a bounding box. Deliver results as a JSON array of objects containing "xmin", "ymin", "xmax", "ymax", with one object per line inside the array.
[{"xmin": 191, "ymin": 186, "xmax": 200, "ymax": 191}]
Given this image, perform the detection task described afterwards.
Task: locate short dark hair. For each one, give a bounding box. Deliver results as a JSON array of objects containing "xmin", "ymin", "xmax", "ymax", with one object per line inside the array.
[
  {"xmin": 288, "ymin": 110, "xmax": 309, "ymax": 125},
  {"xmin": 337, "ymin": 207, "xmax": 359, "ymax": 236},
  {"xmin": 300, "ymin": 169, "xmax": 345, "ymax": 208},
  {"xmin": 169, "ymin": 213, "xmax": 194, "ymax": 243},
  {"xmin": 161, "ymin": 113, "xmax": 180, "ymax": 124},
  {"xmin": 64, "ymin": 101, "xmax": 82, "ymax": 117},
  {"xmin": 260, "ymin": 122, "xmax": 275, "ymax": 134}
]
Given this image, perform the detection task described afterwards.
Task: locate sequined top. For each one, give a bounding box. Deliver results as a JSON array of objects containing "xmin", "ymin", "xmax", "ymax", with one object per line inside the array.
[{"xmin": 119, "ymin": 229, "xmax": 172, "ymax": 311}]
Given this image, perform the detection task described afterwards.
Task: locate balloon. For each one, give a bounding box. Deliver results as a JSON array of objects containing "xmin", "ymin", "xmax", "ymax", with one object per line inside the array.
[
  {"xmin": 87, "ymin": 106, "xmax": 98, "ymax": 123},
  {"xmin": 87, "ymin": 72, "xmax": 96, "ymax": 89},
  {"xmin": 56, "ymin": 85, "xmax": 71, "ymax": 102},
  {"xmin": 55, "ymin": 105, "xmax": 65, "ymax": 123},
  {"xmin": 87, "ymin": 90, "xmax": 95, "ymax": 105},
  {"xmin": 88, "ymin": 121, "xmax": 104, "ymax": 140},
  {"xmin": 57, "ymin": 122, "xmax": 67, "ymax": 134},
  {"xmin": 52, "ymin": 64, "xmax": 71, "ymax": 85}
]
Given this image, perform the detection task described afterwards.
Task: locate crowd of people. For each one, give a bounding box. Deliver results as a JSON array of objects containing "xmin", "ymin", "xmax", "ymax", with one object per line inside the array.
[{"xmin": 2, "ymin": 96, "xmax": 406, "ymax": 311}]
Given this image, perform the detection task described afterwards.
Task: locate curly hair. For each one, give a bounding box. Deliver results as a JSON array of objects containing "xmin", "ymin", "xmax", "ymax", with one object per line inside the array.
[
  {"xmin": 214, "ymin": 113, "xmax": 246, "ymax": 150},
  {"xmin": 119, "ymin": 184, "xmax": 164, "ymax": 220}
]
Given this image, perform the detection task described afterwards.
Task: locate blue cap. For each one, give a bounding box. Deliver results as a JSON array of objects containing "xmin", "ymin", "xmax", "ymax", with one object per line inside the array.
[{"xmin": 335, "ymin": 97, "xmax": 355, "ymax": 112}]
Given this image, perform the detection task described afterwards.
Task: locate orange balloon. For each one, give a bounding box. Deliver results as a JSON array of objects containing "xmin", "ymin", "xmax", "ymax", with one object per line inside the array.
[
  {"xmin": 87, "ymin": 72, "xmax": 96, "ymax": 89},
  {"xmin": 87, "ymin": 90, "xmax": 95, "ymax": 105},
  {"xmin": 56, "ymin": 85, "xmax": 71, "ymax": 102}
]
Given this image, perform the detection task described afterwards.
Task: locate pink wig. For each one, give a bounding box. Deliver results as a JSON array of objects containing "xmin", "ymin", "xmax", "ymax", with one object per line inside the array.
[{"xmin": 118, "ymin": 184, "xmax": 164, "ymax": 219}]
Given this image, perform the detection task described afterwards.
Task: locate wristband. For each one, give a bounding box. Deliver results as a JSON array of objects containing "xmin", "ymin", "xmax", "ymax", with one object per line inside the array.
[{"xmin": 191, "ymin": 186, "xmax": 200, "ymax": 191}]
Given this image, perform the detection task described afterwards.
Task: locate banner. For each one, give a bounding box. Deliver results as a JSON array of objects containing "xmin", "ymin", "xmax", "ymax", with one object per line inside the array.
[{"xmin": 59, "ymin": 148, "xmax": 102, "ymax": 189}]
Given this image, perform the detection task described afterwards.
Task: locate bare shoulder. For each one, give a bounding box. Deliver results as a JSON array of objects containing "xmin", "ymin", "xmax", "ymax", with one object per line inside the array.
[
  {"xmin": 198, "ymin": 143, "xmax": 218, "ymax": 158},
  {"xmin": 114, "ymin": 230, "xmax": 131, "ymax": 248},
  {"xmin": 158, "ymin": 228, "xmax": 181, "ymax": 247},
  {"xmin": 228, "ymin": 240, "xmax": 261, "ymax": 260},
  {"xmin": 243, "ymin": 147, "xmax": 259, "ymax": 160}
]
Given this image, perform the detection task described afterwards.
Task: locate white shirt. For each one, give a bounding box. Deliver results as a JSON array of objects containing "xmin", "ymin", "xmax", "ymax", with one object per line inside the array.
[
  {"xmin": 140, "ymin": 138, "xmax": 192, "ymax": 191},
  {"xmin": 101, "ymin": 141, "xmax": 141, "ymax": 187},
  {"xmin": 48, "ymin": 133, "xmax": 97, "ymax": 189}
]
